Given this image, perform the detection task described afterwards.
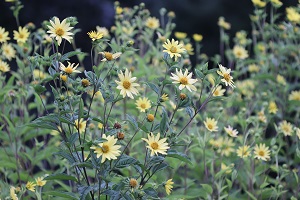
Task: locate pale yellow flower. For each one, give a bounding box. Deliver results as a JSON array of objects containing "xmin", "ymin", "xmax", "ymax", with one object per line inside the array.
[
  {"xmin": 221, "ymin": 163, "xmax": 234, "ymax": 174},
  {"xmin": 193, "ymin": 33, "xmax": 203, "ymax": 42},
  {"xmin": 276, "ymin": 74, "xmax": 286, "ymax": 85},
  {"xmin": 184, "ymin": 43, "xmax": 194, "ymax": 55},
  {"xmin": 33, "ymin": 69, "xmax": 46, "ymax": 80},
  {"xmin": 0, "ymin": 60, "xmax": 10, "ymax": 73},
  {"xmin": 268, "ymin": 101, "xmax": 278, "ymax": 114},
  {"xmin": 170, "ymin": 68, "xmax": 197, "ymax": 92},
  {"xmin": 142, "ymin": 132, "xmax": 169, "ymax": 156},
  {"xmin": 254, "ymin": 143, "xmax": 271, "ymax": 161},
  {"xmin": 161, "ymin": 93, "xmax": 169, "ymax": 102},
  {"xmin": 47, "ymin": 17, "xmax": 74, "ymax": 45},
  {"xmin": 0, "ymin": 27, "xmax": 10, "ymax": 43},
  {"xmin": 204, "ymin": 117, "xmax": 218, "ymax": 132},
  {"xmin": 217, "ymin": 64, "xmax": 235, "ymax": 88},
  {"xmin": 13, "ymin": 27, "xmax": 30, "ymax": 43},
  {"xmin": 252, "ymin": 0, "xmax": 266, "ymax": 8},
  {"xmin": 96, "ymin": 26, "xmax": 109, "ymax": 37},
  {"xmin": 35, "ymin": 177, "xmax": 46, "ymax": 187},
  {"xmin": 296, "ymin": 127, "xmax": 300, "ymax": 140},
  {"xmin": 75, "ymin": 118, "xmax": 87, "ymax": 134},
  {"xmin": 87, "ymin": 30, "xmax": 103, "ymax": 41},
  {"xmin": 98, "ymin": 122, "xmax": 103, "ymax": 129},
  {"xmin": 257, "ymin": 109, "xmax": 267, "ymax": 123},
  {"xmin": 60, "ymin": 61, "xmax": 80, "ymax": 74},
  {"xmin": 270, "ymin": 0, "xmax": 282, "ymax": 7},
  {"xmin": 218, "ymin": 17, "xmax": 231, "ymax": 30},
  {"xmin": 90, "ymin": 134, "xmax": 121, "ymax": 163},
  {"xmin": 248, "ymin": 64, "xmax": 260, "ymax": 73},
  {"xmin": 163, "ymin": 39, "xmax": 186, "ymax": 61},
  {"xmin": 165, "ymin": 179, "xmax": 174, "ymax": 195},
  {"xmin": 278, "ymin": 120, "xmax": 293, "ymax": 136},
  {"xmin": 145, "ymin": 17, "xmax": 160, "ymax": 29},
  {"xmin": 224, "ymin": 125, "xmax": 238, "ymax": 137},
  {"xmin": 10, "ymin": 186, "xmax": 18, "ymax": 200},
  {"xmin": 135, "ymin": 97, "xmax": 151, "ymax": 112},
  {"xmin": 116, "ymin": 6, "xmax": 123, "ymax": 15},
  {"xmin": 289, "ymin": 90, "xmax": 300, "ymax": 101},
  {"xmin": 233, "ymin": 45, "xmax": 248, "ymax": 60},
  {"xmin": 26, "ymin": 181, "xmax": 36, "ymax": 192},
  {"xmin": 286, "ymin": 7, "xmax": 300, "ymax": 23},
  {"xmin": 99, "ymin": 51, "xmax": 122, "ymax": 62},
  {"xmin": 213, "ymin": 85, "xmax": 226, "ymax": 97},
  {"xmin": 236, "ymin": 145, "xmax": 251, "ymax": 158},
  {"xmin": 115, "ymin": 68, "xmax": 139, "ymax": 99},
  {"xmin": 219, "ymin": 137, "xmax": 235, "ymax": 156},
  {"xmin": 1, "ymin": 43, "xmax": 15, "ymax": 61},
  {"xmin": 174, "ymin": 32, "xmax": 187, "ymax": 40}
]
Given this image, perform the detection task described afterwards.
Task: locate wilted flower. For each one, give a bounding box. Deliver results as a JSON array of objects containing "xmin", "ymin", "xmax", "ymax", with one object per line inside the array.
[
  {"xmin": 26, "ymin": 181, "xmax": 36, "ymax": 192},
  {"xmin": 213, "ymin": 85, "xmax": 226, "ymax": 97}
]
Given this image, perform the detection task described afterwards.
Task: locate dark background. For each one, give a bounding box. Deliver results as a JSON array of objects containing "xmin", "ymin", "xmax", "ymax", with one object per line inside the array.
[{"xmin": 0, "ymin": 0, "xmax": 297, "ymax": 59}]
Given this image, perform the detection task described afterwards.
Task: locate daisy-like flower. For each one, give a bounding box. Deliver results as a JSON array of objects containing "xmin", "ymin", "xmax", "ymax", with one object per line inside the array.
[
  {"xmin": 13, "ymin": 27, "xmax": 30, "ymax": 44},
  {"xmin": 26, "ymin": 181, "xmax": 36, "ymax": 192},
  {"xmin": 0, "ymin": 60, "xmax": 10, "ymax": 73},
  {"xmin": 87, "ymin": 30, "xmax": 103, "ymax": 41},
  {"xmin": 296, "ymin": 127, "xmax": 300, "ymax": 140},
  {"xmin": 254, "ymin": 143, "xmax": 271, "ymax": 161},
  {"xmin": 47, "ymin": 17, "xmax": 74, "ymax": 46},
  {"xmin": 289, "ymin": 90, "xmax": 300, "ymax": 101},
  {"xmin": 286, "ymin": 7, "xmax": 300, "ymax": 23},
  {"xmin": 193, "ymin": 33, "xmax": 203, "ymax": 42},
  {"xmin": 96, "ymin": 26, "xmax": 109, "ymax": 37},
  {"xmin": 145, "ymin": 17, "xmax": 160, "ymax": 29},
  {"xmin": 213, "ymin": 85, "xmax": 226, "ymax": 97},
  {"xmin": 99, "ymin": 51, "xmax": 122, "ymax": 62},
  {"xmin": 268, "ymin": 101, "xmax": 278, "ymax": 114},
  {"xmin": 252, "ymin": 0, "xmax": 266, "ymax": 8},
  {"xmin": 35, "ymin": 177, "xmax": 46, "ymax": 187},
  {"xmin": 217, "ymin": 64, "xmax": 235, "ymax": 88},
  {"xmin": 221, "ymin": 163, "xmax": 234, "ymax": 174},
  {"xmin": 278, "ymin": 120, "xmax": 293, "ymax": 136},
  {"xmin": 224, "ymin": 125, "xmax": 238, "ymax": 137},
  {"xmin": 161, "ymin": 93, "xmax": 169, "ymax": 102},
  {"xmin": 236, "ymin": 145, "xmax": 251, "ymax": 158},
  {"xmin": 90, "ymin": 134, "xmax": 121, "ymax": 163},
  {"xmin": 163, "ymin": 38, "xmax": 186, "ymax": 61},
  {"xmin": 33, "ymin": 69, "xmax": 47, "ymax": 80},
  {"xmin": 218, "ymin": 17, "xmax": 231, "ymax": 30},
  {"xmin": 248, "ymin": 64, "xmax": 259, "ymax": 73},
  {"xmin": 0, "ymin": 27, "xmax": 10, "ymax": 43},
  {"xmin": 165, "ymin": 179, "xmax": 174, "ymax": 195},
  {"xmin": 1, "ymin": 43, "xmax": 16, "ymax": 61},
  {"xmin": 270, "ymin": 0, "xmax": 282, "ymax": 7},
  {"xmin": 60, "ymin": 61, "xmax": 80, "ymax": 75},
  {"xmin": 75, "ymin": 118, "xmax": 87, "ymax": 134},
  {"xmin": 184, "ymin": 43, "xmax": 194, "ymax": 55},
  {"xmin": 170, "ymin": 68, "xmax": 197, "ymax": 92},
  {"xmin": 219, "ymin": 137, "xmax": 235, "ymax": 156},
  {"xmin": 142, "ymin": 132, "xmax": 169, "ymax": 156},
  {"xmin": 174, "ymin": 32, "xmax": 187, "ymax": 40},
  {"xmin": 276, "ymin": 74, "xmax": 286, "ymax": 85},
  {"xmin": 233, "ymin": 45, "xmax": 248, "ymax": 60},
  {"xmin": 10, "ymin": 186, "xmax": 18, "ymax": 200},
  {"xmin": 257, "ymin": 109, "xmax": 267, "ymax": 123},
  {"xmin": 204, "ymin": 117, "xmax": 218, "ymax": 132},
  {"xmin": 115, "ymin": 68, "xmax": 139, "ymax": 99},
  {"xmin": 135, "ymin": 97, "xmax": 151, "ymax": 112}
]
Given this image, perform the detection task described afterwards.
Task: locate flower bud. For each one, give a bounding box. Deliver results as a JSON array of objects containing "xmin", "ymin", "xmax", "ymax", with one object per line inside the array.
[
  {"xmin": 81, "ymin": 79, "xmax": 90, "ymax": 87},
  {"xmin": 117, "ymin": 132, "xmax": 125, "ymax": 140},
  {"xmin": 114, "ymin": 122, "xmax": 121, "ymax": 129},
  {"xmin": 147, "ymin": 114, "xmax": 154, "ymax": 122}
]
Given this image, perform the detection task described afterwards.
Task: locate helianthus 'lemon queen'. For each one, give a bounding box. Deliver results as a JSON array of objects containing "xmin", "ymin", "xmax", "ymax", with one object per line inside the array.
[
  {"xmin": 26, "ymin": 181, "xmax": 36, "ymax": 192},
  {"xmin": 165, "ymin": 179, "xmax": 174, "ymax": 195},
  {"xmin": 236, "ymin": 145, "xmax": 251, "ymax": 158},
  {"xmin": 170, "ymin": 68, "xmax": 197, "ymax": 92},
  {"xmin": 75, "ymin": 118, "xmax": 87, "ymax": 134},
  {"xmin": 142, "ymin": 133, "xmax": 169, "ymax": 156},
  {"xmin": 233, "ymin": 45, "xmax": 248, "ymax": 60},
  {"xmin": 135, "ymin": 97, "xmax": 151, "ymax": 112},
  {"xmin": 0, "ymin": 27, "xmax": 10, "ymax": 43},
  {"xmin": 47, "ymin": 17, "xmax": 74, "ymax": 45},
  {"xmin": 99, "ymin": 51, "xmax": 122, "ymax": 62},
  {"xmin": 145, "ymin": 17, "xmax": 160, "ymax": 29},
  {"xmin": 163, "ymin": 39, "xmax": 185, "ymax": 61},
  {"xmin": 60, "ymin": 62, "xmax": 80, "ymax": 75},
  {"xmin": 217, "ymin": 64, "xmax": 235, "ymax": 88},
  {"xmin": 13, "ymin": 27, "xmax": 30, "ymax": 44},
  {"xmin": 0, "ymin": 60, "xmax": 10, "ymax": 73},
  {"xmin": 87, "ymin": 30, "xmax": 103, "ymax": 41},
  {"xmin": 213, "ymin": 85, "xmax": 226, "ymax": 96},
  {"xmin": 278, "ymin": 120, "xmax": 293, "ymax": 136},
  {"xmin": 90, "ymin": 134, "xmax": 121, "ymax": 163},
  {"xmin": 224, "ymin": 125, "xmax": 238, "ymax": 137},
  {"xmin": 10, "ymin": 186, "xmax": 18, "ymax": 200},
  {"xmin": 289, "ymin": 90, "xmax": 300, "ymax": 101},
  {"xmin": 115, "ymin": 68, "xmax": 139, "ymax": 99},
  {"xmin": 1, "ymin": 43, "xmax": 16, "ymax": 61},
  {"xmin": 204, "ymin": 117, "xmax": 218, "ymax": 132},
  {"xmin": 254, "ymin": 143, "xmax": 271, "ymax": 161}
]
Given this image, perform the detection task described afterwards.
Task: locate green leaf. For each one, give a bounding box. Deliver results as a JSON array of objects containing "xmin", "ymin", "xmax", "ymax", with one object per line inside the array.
[
  {"xmin": 78, "ymin": 185, "xmax": 95, "ymax": 200},
  {"xmin": 160, "ymin": 108, "xmax": 168, "ymax": 135},
  {"xmin": 145, "ymin": 82, "xmax": 160, "ymax": 94},
  {"xmin": 195, "ymin": 69, "xmax": 205, "ymax": 79},
  {"xmin": 115, "ymin": 155, "xmax": 138, "ymax": 168},
  {"xmin": 45, "ymin": 191, "xmax": 79, "ymax": 199},
  {"xmin": 245, "ymin": 191, "xmax": 257, "ymax": 200},
  {"xmin": 60, "ymin": 50, "xmax": 83, "ymax": 62},
  {"xmin": 126, "ymin": 114, "xmax": 138, "ymax": 130},
  {"xmin": 166, "ymin": 149, "xmax": 192, "ymax": 165},
  {"xmin": 33, "ymin": 85, "xmax": 46, "ymax": 95},
  {"xmin": 201, "ymin": 184, "xmax": 213, "ymax": 195},
  {"xmin": 44, "ymin": 173, "xmax": 78, "ymax": 182}
]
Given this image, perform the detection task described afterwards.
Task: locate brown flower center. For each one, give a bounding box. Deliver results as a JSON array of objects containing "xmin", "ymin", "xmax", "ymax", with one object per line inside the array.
[
  {"xmin": 208, "ymin": 124, "xmax": 213, "ymax": 130},
  {"xmin": 102, "ymin": 144, "xmax": 109, "ymax": 153},
  {"xmin": 179, "ymin": 77, "xmax": 188, "ymax": 85},
  {"xmin": 129, "ymin": 178, "xmax": 138, "ymax": 188},
  {"xmin": 123, "ymin": 80, "xmax": 131, "ymax": 89},
  {"xmin": 258, "ymin": 150, "xmax": 265, "ymax": 157},
  {"xmin": 19, "ymin": 33, "xmax": 24, "ymax": 39},
  {"xmin": 151, "ymin": 142, "xmax": 159, "ymax": 150},
  {"xmin": 140, "ymin": 103, "xmax": 146, "ymax": 109},
  {"xmin": 55, "ymin": 28, "xmax": 64, "ymax": 36},
  {"xmin": 170, "ymin": 46, "xmax": 177, "ymax": 53},
  {"xmin": 0, "ymin": 35, "xmax": 2, "ymax": 39},
  {"xmin": 223, "ymin": 73, "xmax": 230, "ymax": 82},
  {"xmin": 65, "ymin": 66, "xmax": 73, "ymax": 74},
  {"xmin": 104, "ymin": 52, "xmax": 113, "ymax": 61}
]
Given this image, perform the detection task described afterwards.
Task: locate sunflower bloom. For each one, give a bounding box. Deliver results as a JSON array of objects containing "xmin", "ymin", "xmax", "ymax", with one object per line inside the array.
[
  {"xmin": 254, "ymin": 143, "xmax": 271, "ymax": 161},
  {"xmin": 0, "ymin": 60, "xmax": 10, "ymax": 73},
  {"xmin": 217, "ymin": 64, "xmax": 235, "ymax": 88},
  {"xmin": 278, "ymin": 120, "xmax": 293, "ymax": 136},
  {"xmin": 145, "ymin": 17, "xmax": 160, "ymax": 29},
  {"xmin": 142, "ymin": 132, "xmax": 169, "ymax": 156},
  {"xmin": 252, "ymin": 0, "xmax": 266, "ymax": 7},
  {"xmin": 47, "ymin": 17, "xmax": 74, "ymax": 45},
  {"xmin": 224, "ymin": 125, "xmax": 238, "ymax": 137},
  {"xmin": 268, "ymin": 101, "xmax": 278, "ymax": 114},
  {"xmin": 99, "ymin": 51, "xmax": 122, "ymax": 62},
  {"xmin": 35, "ymin": 177, "xmax": 47, "ymax": 187},
  {"xmin": 90, "ymin": 134, "xmax": 121, "ymax": 163},
  {"xmin": 1, "ymin": 43, "xmax": 16, "ymax": 61},
  {"xmin": 87, "ymin": 30, "xmax": 103, "ymax": 41},
  {"xmin": 10, "ymin": 186, "xmax": 18, "ymax": 200},
  {"xmin": 75, "ymin": 118, "xmax": 87, "ymax": 134},
  {"xmin": 13, "ymin": 27, "xmax": 30, "ymax": 43},
  {"xmin": 233, "ymin": 45, "xmax": 248, "ymax": 60},
  {"xmin": 135, "ymin": 97, "xmax": 151, "ymax": 112},
  {"xmin": 236, "ymin": 145, "xmax": 251, "ymax": 158},
  {"xmin": 60, "ymin": 61, "xmax": 80, "ymax": 75},
  {"xmin": 289, "ymin": 90, "xmax": 300, "ymax": 101},
  {"xmin": 163, "ymin": 39, "xmax": 186, "ymax": 61},
  {"xmin": 286, "ymin": 7, "xmax": 300, "ymax": 23},
  {"xmin": 0, "ymin": 27, "xmax": 10, "ymax": 43},
  {"xmin": 26, "ymin": 181, "xmax": 36, "ymax": 192},
  {"xmin": 204, "ymin": 117, "xmax": 218, "ymax": 132},
  {"xmin": 165, "ymin": 179, "xmax": 174, "ymax": 195},
  {"xmin": 115, "ymin": 68, "xmax": 139, "ymax": 99},
  {"xmin": 213, "ymin": 85, "xmax": 226, "ymax": 97},
  {"xmin": 219, "ymin": 138, "xmax": 235, "ymax": 156},
  {"xmin": 170, "ymin": 68, "xmax": 197, "ymax": 92}
]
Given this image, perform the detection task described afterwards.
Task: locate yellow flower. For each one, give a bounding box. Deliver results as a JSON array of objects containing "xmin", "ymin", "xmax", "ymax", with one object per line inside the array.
[
  {"xmin": 26, "ymin": 181, "xmax": 36, "ymax": 192},
  {"xmin": 10, "ymin": 186, "xmax": 18, "ymax": 200},
  {"xmin": 270, "ymin": 0, "xmax": 282, "ymax": 7},
  {"xmin": 0, "ymin": 60, "xmax": 10, "ymax": 73},
  {"xmin": 236, "ymin": 145, "xmax": 251, "ymax": 158},
  {"xmin": 268, "ymin": 101, "xmax": 278, "ymax": 114},
  {"xmin": 0, "ymin": 27, "xmax": 10, "ymax": 43},
  {"xmin": 90, "ymin": 134, "xmax": 121, "ymax": 163},
  {"xmin": 98, "ymin": 122, "xmax": 103, "ymax": 129},
  {"xmin": 221, "ymin": 163, "xmax": 234, "ymax": 174},
  {"xmin": 278, "ymin": 120, "xmax": 293, "ymax": 136},
  {"xmin": 135, "ymin": 97, "xmax": 151, "ymax": 112},
  {"xmin": 99, "ymin": 51, "xmax": 122, "ymax": 62},
  {"xmin": 75, "ymin": 118, "xmax": 87, "ymax": 134},
  {"xmin": 213, "ymin": 85, "xmax": 226, "ymax": 97},
  {"xmin": 1, "ymin": 43, "xmax": 15, "ymax": 61},
  {"xmin": 163, "ymin": 39, "xmax": 186, "ymax": 61},
  {"xmin": 296, "ymin": 127, "xmax": 300, "ymax": 140},
  {"xmin": 193, "ymin": 33, "xmax": 203, "ymax": 42},
  {"xmin": 87, "ymin": 30, "xmax": 103, "ymax": 41},
  {"xmin": 96, "ymin": 26, "xmax": 109, "ymax": 37},
  {"xmin": 165, "ymin": 179, "xmax": 174, "ymax": 195},
  {"xmin": 115, "ymin": 68, "xmax": 139, "ymax": 99},
  {"xmin": 252, "ymin": 0, "xmax": 266, "ymax": 8},
  {"xmin": 286, "ymin": 7, "xmax": 300, "ymax": 23},
  {"xmin": 174, "ymin": 32, "xmax": 187, "ymax": 40},
  {"xmin": 35, "ymin": 177, "xmax": 46, "ymax": 187},
  {"xmin": 170, "ymin": 68, "xmax": 198, "ymax": 92},
  {"xmin": 219, "ymin": 138, "xmax": 235, "ymax": 156},
  {"xmin": 224, "ymin": 125, "xmax": 238, "ymax": 137},
  {"xmin": 184, "ymin": 43, "xmax": 194, "ymax": 55},
  {"xmin": 142, "ymin": 132, "xmax": 169, "ymax": 156},
  {"xmin": 161, "ymin": 93, "xmax": 169, "ymax": 102},
  {"xmin": 289, "ymin": 90, "xmax": 300, "ymax": 101},
  {"xmin": 13, "ymin": 27, "xmax": 30, "ymax": 43},
  {"xmin": 33, "ymin": 69, "xmax": 46, "ymax": 80},
  {"xmin": 116, "ymin": 6, "xmax": 123, "ymax": 15},
  {"xmin": 47, "ymin": 17, "xmax": 74, "ymax": 45},
  {"xmin": 233, "ymin": 45, "xmax": 248, "ymax": 60},
  {"xmin": 60, "ymin": 61, "xmax": 80, "ymax": 75},
  {"xmin": 276, "ymin": 74, "xmax": 286, "ymax": 85},
  {"xmin": 204, "ymin": 117, "xmax": 218, "ymax": 132},
  {"xmin": 218, "ymin": 17, "xmax": 231, "ymax": 30},
  {"xmin": 217, "ymin": 64, "xmax": 235, "ymax": 88},
  {"xmin": 145, "ymin": 17, "xmax": 160, "ymax": 29},
  {"xmin": 254, "ymin": 143, "xmax": 271, "ymax": 161},
  {"xmin": 257, "ymin": 109, "xmax": 267, "ymax": 123}
]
